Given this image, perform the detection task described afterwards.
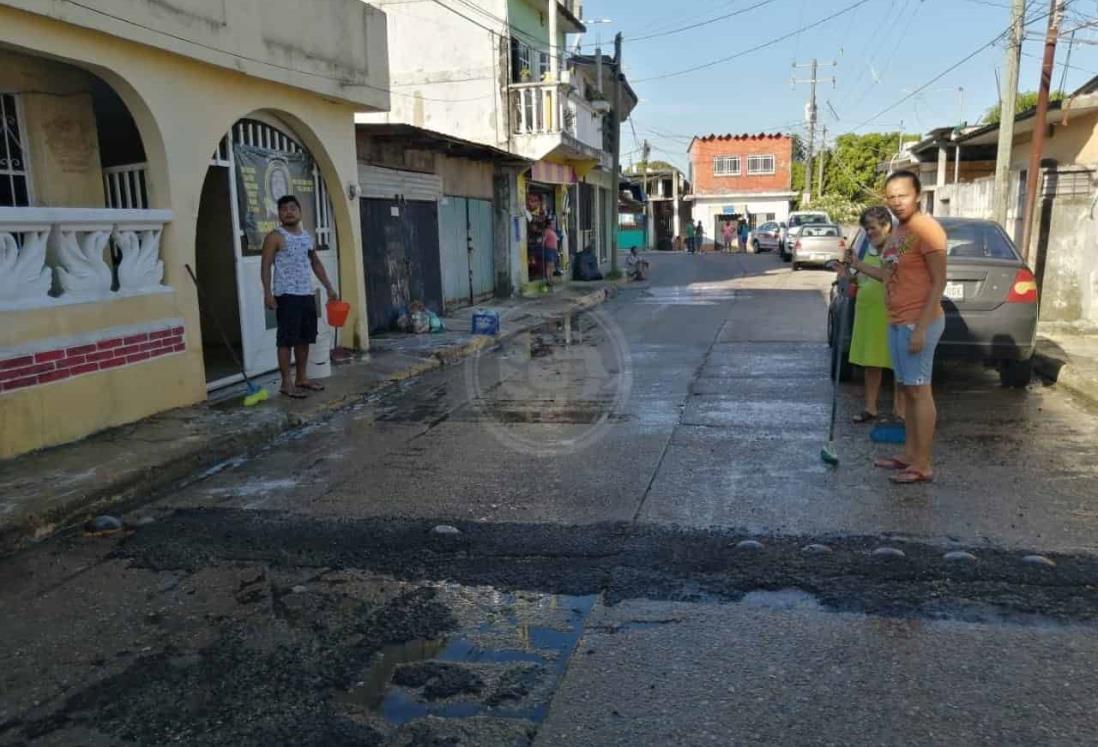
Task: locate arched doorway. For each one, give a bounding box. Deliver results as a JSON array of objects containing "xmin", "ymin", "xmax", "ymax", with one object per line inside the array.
[{"xmin": 195, "ymin": 116, "xmax": 339, "ymax": 387}]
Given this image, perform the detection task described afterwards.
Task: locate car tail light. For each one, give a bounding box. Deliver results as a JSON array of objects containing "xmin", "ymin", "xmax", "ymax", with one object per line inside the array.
[
  {"xmin": 1006, "ymin": 268, "xmax": 1038, "ymax": 303},
  {"xmin": 794, "ymin": 240, "xmax": 802, "ymax": 251},
  {"xmin": 838, "ymin": 238, "xmax": 847, "ymax": 250}
]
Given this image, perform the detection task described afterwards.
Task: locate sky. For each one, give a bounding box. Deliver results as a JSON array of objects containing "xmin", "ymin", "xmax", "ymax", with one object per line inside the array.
[{"xmin": 573, "ymin": 0, "xmax": 1098, "ymax": 172}]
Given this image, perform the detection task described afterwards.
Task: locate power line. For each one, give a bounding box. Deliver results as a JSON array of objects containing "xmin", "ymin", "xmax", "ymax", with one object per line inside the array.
[
  {"xmin": 850, "ymin": 0, "xmax": 1076, "ymax": 130},
  {"xmin": 632, "ymin": 0, "xmax": 873, "ymax": 83}
]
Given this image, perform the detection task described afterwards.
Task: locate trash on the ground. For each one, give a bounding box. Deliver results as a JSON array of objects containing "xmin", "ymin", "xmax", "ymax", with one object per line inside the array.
[
  {"xmin": 428, "ymin": 310, "xmax": 445, "ymax": 333},
  {"xmin": 410, "ymin": 302, "xmax": 430, "ymax": 334},
  {"xmin": 432, "ymin": 524, "xmax": 461, "ymax": 535},
  {"xmin": 471, "ymin": 308, "xmax": 500, "ymax": 335},
  {"xmin": 83, "ymin": 515, "xmax": 126, "ymax": 537}
]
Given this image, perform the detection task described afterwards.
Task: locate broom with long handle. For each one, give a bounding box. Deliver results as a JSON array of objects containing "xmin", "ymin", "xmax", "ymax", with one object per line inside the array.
[
  {"xmin": 184, "ymin": 264, "xmax": 269, "ymax": 407},
  {"xmin": 822, "ymin": 265, "xmax": 853, "ymax": 466}
]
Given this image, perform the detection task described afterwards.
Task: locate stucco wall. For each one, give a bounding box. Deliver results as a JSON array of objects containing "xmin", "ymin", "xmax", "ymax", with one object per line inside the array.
[
  {"xmin": 358, "ymin": 0, "xmax": 505, "ymax": 150},
  {"xmin": 0, "ymin": 0, "xmax": 390, "ymax": 111},
  {"xmin": 1038, "ymin": 194, "xmax": 1098, "ymax": 325},
  {"xmin": 1, "ymin": 7, "xmax": 371, "ymax": 457},
  {"xmin": 1010, "ymin": 110, "xmax": 1098, "ymax": 169},
  {"xmin": 0, "ymin": 49, "xmax": 105, "ymax": 207}
]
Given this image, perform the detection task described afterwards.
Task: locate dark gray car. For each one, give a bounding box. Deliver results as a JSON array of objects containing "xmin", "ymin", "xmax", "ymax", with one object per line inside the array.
[{"xmin": 827, "ymin": 218, "xmax": 1039, "ymax": 387}]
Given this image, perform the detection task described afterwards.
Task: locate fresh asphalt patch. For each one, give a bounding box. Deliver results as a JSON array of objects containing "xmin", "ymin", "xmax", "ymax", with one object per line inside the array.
[{"xmin": 117, "ymin": 508, "xmax": 1098, "ymax": 625}]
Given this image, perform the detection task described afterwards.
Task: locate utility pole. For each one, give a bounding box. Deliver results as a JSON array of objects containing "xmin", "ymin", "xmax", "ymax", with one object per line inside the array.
[
  {"xmin": 642, "ymin": 139, "xmax": 654, "ymax": 251},
  {"xmin": 609, "ymin": 32, "xmax": 623, "ymax": 276},
  {"xmin": 1020, "ymin": 0, "xmax": 1064, "ymax": 264},
  {"xmin": 793, "ymin": 58, "xmax": 836, "ymax": 204},
  {"xmin": 816, "ymin": 125, "xmax": 827, "ymax": 198},
  {"xmin": 993, "ymin": 0, "xmax": 1026, "ymax": 228}
]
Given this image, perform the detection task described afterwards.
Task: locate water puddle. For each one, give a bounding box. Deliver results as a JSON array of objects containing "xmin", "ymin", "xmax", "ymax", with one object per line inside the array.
[
  {"xmin": 739, "ymin": 589, "xmax": 822, "ymax": 611},
  {"xmin": 338, "ymin": 592, "xmax": 597, "ymax": 725}
]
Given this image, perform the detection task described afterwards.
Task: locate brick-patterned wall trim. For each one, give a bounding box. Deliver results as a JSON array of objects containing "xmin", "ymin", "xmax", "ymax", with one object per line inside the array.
[{"xmin": 0, "ymin": 320, "xmax": 186, "ymax": 394}]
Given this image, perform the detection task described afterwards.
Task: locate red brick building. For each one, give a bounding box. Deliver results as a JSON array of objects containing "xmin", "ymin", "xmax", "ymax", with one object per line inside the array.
[{"xmin": 686, "ymin": 133, "xmax": 796, "ymax": 247}]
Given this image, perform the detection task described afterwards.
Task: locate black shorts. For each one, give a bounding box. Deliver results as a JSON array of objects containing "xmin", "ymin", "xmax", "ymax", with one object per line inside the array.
[{"xmin": 275, "ymin": 294, "xmax": 318, "ymax": 347}]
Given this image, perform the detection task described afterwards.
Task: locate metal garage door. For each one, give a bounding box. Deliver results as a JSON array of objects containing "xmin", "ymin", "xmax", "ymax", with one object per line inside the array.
[
  {"xmin": 360, "ymin": 197, "xmax": 443, "ymax": 333},
  {"xmin": 439, "ymin": 196, "xmax": 494, "ymax": 310}
]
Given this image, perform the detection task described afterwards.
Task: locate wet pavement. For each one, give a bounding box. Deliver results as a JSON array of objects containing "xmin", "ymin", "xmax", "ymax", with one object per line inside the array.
[{"xmin": 4, "ymin": 252, "xmax": 1098, "ymax": 745}]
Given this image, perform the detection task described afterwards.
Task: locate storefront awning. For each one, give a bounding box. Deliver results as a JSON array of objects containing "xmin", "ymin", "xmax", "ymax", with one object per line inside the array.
[{"xmin": 531, "ymin": 161, "xmax": 577, "ymax": 185}]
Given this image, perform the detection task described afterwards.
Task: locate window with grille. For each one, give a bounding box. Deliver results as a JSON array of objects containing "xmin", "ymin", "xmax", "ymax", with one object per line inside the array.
[
  {"xmin": 0, "ymin": 93, "xmax": 31, "ymax": 207},
  {"xmin": 747, "ymin": 155, "xmax": 776, "ymax": 175},
  {"xmin": 712, "ymin": 156, "xmax": 740, "ymax": 176}
]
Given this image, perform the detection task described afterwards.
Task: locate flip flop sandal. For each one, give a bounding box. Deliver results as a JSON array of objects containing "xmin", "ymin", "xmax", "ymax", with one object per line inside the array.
[
  {"xmin": 852, "ymin": 410, "xmax": 878, "ymax": 423},
  {"xmin": 296, "ymin": 382, "xmax": 325, "ymax": 391},
  {"xmin": 873, "ymin": 456, "xmax": 911, "ymax": 470},
  {"xmin": 280, "ymin": 388, "xmax": 308, "ymax": 399},
  {"xmin": 890, "ymin": 468, "xmax": 934, "ymax": 484}
]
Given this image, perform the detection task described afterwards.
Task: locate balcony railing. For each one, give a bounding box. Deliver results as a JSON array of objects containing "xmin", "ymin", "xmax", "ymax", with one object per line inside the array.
[
  {"xmin": 0, "ymin": 207, "xmax": 174, "ymax": 311},
  {"xmin": 510, "ymin": 82, "xmax": 604, "ymax": 152}
]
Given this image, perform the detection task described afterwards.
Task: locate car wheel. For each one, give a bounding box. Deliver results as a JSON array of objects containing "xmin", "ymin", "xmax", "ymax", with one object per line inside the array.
[
  {"xmin": 792, "ymin": 262, "xmax": 801, "ymax": 271},
  {"xmin": 829, "ymin": 328, "xmax": 853, "ymax": 382},
  {"xmin": 1000, "ymin": 358, "xmax": 1034, "ymax": 388},
  {"xmin": 752, "ymin": 239, "xmax": 760, "ymax": 252}
]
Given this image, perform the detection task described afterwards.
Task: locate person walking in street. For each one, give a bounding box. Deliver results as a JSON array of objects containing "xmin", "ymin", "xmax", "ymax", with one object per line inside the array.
[
  {"xmin": 685, "ymin": 220, "xmax": 696, "ymax": 253},
  {"xmin": 841, "ymin": 205, "xmax": 904, "ymax": 424},
  {"xmin": 261, "ymin": 194, "xmax": 338, "ymax": 399},
  {"xmin": 853, "ymin": 171, "xmax": 947, "ymax": 484},
  {"xmin": 721, "ymin": 220, "xmax": 734, "ymax": 252},
  {"xmin": 738, "ymin": 219, "xmax": 749, "ymax": 253}
]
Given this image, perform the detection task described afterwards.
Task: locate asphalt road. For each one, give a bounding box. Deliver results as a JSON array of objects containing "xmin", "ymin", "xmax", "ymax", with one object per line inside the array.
[{"xmin": 3, "ymin": 252, "xmax": 1098, "ymax": 746}]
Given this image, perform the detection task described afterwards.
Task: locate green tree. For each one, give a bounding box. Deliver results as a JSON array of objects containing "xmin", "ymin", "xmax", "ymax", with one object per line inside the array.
[
  {"xmin": 983, "ymin": 90, "xmax": 1064, "ymax": 124},
  {"xmin": 818, "ymin": 131, "xmax": 918, "ymax": 203}
]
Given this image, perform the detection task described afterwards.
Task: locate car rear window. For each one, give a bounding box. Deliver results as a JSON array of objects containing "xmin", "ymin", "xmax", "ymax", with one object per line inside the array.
[
  {"xmin": 790, "ymin": 214, "xmax": 828, "ymax": 227},
  {"xmin": 941, "ymin": 222, "xmax": 1019, "ymax": 260},
  {"xmin": 802, "ymin": 225, "xmax": 839, "ymax": 237}
]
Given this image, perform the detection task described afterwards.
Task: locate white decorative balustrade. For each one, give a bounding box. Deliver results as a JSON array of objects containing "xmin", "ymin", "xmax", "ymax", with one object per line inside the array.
[
  {"xmin": 510, "ymin": 82, "xmax": 565, "ymax": 136},
  {"xmin": 103, "ymin": 163, "xmax": 150, "ymax": 210},
  {"xmin": 0, "ymin": 208, "xmax": 173, "ymax": 310}
]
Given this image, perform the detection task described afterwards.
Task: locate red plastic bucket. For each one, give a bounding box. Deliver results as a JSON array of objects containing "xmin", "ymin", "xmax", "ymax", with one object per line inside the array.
[{"xmin": 326, "ymin": 300, "xmax": 350, "ymax": 328}]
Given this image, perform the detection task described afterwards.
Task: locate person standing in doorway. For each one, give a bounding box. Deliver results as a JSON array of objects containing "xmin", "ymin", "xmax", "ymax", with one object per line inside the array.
[
  {"xmin": 685, "ymin": 220, "xmax": 696, "ymax": 253},
  {"xmin": 695, "ymin": 220, "xmax": 705, "ymax": 253},
  {"xmin": 261, "ymin": 195, "xmax": 338, "ymax": 399},
  {"xmin": 738, "ymin": 218, "xmax": 749, "ymax": 253},
  {"xmin": 542, "ymin": 217, "xmax": 560, "ymax": 286},
  {"xmin": 721, "ymin": 220, "xmax": 734, "ymax": 253},
  {"xmin": 873, "ymin": 171, "xmax": 947, "ymax": 484}
]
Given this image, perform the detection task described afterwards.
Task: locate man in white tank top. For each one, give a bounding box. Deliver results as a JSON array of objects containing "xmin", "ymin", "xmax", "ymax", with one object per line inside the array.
[{"xmin": 260, "ymin": 195, "xmax": 338, "ymax": 398}]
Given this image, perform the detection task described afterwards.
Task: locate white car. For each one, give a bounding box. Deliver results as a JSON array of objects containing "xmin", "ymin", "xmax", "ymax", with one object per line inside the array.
[{"xmin": 780, "ymin": 211, "xmax": 832, "ymax": 261}]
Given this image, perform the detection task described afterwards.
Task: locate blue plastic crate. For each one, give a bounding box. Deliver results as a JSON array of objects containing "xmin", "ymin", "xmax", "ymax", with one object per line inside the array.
[{"xmin": 471, "ymin": 309, "xmax": 500, "ymax": 336}]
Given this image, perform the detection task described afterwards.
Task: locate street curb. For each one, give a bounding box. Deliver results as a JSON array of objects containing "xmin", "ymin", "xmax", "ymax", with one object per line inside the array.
[
  {"xmin": 1033, "ymin": 349, "xmax": 1098, "ymax": 409},
  {"xmin": 0, "ymin": 287, "xmax": 614, "ymax": 557}
]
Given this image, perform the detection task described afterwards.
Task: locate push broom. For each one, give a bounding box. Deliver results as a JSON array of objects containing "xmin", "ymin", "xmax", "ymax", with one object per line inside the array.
[
  {"xmin": 184, "ymin": 264, "xmax": 269, "ymax": 407},
  {"xmin": 822, "ymin": 265, "xmax": 854, "ymax": 466}
]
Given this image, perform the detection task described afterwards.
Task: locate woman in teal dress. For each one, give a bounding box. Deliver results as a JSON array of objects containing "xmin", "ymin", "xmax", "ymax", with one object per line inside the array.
[{"xmin": 844, "ymin": 206, "xmax": 904, "ymax": 423}]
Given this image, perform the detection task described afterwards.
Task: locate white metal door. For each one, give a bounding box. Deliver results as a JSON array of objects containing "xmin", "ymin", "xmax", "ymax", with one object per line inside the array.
[{"xmin": 215, "ymin": 120, "xmax": 339, "ymax": 379}]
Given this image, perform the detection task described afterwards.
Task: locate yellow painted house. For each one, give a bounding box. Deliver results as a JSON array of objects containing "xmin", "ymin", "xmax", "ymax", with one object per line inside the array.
[{"xmin": 0, "ymin": 0, "xmax": 390, "ymax": 458}]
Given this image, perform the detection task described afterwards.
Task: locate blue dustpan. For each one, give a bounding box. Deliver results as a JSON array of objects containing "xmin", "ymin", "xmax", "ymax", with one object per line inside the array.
[{"xmin": 870, "ymin": 422, "xmax": 906, "ymax": 444}]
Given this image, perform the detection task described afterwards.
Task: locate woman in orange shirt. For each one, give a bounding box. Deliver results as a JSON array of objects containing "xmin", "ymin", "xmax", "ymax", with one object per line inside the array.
[{"xmin": 849, "ymin": 171, "xmax": 947, "ymax": 484}]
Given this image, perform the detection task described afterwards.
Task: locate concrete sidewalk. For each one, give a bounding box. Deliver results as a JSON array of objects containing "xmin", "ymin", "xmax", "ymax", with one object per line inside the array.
[
  {"xmin": 0, "ymin": 283, "xmax": 616, "ymax": 555},
  {"xmin": 1033, "ymin": 322, "xmax": 1098, "ymax": 408}
]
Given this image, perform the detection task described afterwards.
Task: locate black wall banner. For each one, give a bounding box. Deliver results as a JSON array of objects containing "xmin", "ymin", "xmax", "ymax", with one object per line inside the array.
[{"xmin": 233, "ymin": 143, "xmax": 317, "ymax": 255}]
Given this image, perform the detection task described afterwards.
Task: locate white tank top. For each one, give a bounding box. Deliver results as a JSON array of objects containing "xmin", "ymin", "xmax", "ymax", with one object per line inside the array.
[{"xmin": 272, "ymin": 226, "xmax": 314, "ymax": 296}]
